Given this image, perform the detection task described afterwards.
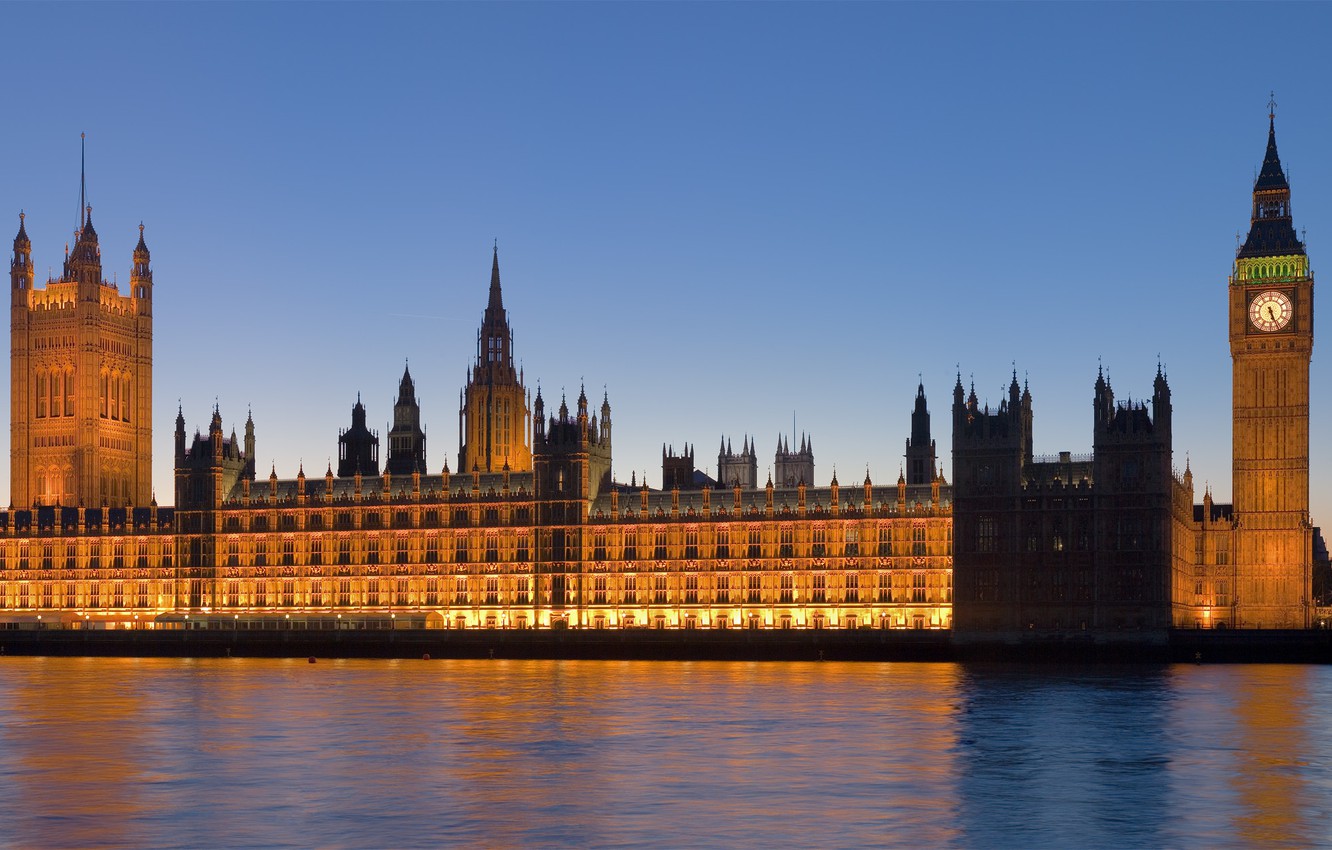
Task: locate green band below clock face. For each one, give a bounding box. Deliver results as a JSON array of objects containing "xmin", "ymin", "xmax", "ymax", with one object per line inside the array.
[{"xmin": 1249, "ymin": 290, "xmax": 1292, "ymax": 332}]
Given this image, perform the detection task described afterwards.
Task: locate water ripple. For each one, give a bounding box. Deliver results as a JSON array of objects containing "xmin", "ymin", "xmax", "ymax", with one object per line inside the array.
[{"xmin": 0, "ymin": 659, "xmax": 1328, "ymax": 848}]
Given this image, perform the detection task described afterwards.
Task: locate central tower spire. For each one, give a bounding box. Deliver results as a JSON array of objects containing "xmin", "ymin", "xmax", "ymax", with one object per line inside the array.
[{"xmin": 459, "ymin": 247, "xmax": 531, "ymax": 473}]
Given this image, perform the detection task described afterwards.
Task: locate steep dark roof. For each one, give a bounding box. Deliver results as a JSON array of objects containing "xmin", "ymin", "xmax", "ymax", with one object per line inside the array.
[
  {"xmin": 1239, "ymin": 117, "xmax": 1305, "ymax": 259},
  {"xmin": 1255, "ymin": 117, "xmax": 1288, "ymax": 191},
  {"xmin": 1239, "ymin": 218, "xmax": 1304, "ymax": 259}
]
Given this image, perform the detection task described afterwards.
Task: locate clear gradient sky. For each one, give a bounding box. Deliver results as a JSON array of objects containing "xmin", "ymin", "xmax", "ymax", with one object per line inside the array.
[{"xmin": 1, "ymin": 3, "xmax": 1330, "ymax": 523}]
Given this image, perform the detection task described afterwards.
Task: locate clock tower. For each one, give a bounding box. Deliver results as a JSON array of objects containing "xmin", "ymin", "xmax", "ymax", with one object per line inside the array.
[{"xmin": 1229, "ymin": 108, "xmax": 1314, "ymax": 628}]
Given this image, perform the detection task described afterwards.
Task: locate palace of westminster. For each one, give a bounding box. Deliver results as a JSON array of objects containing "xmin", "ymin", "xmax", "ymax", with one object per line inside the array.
[{"xmin": 0, "ymin": 115, "xmax": 1323, "ymax": 635}]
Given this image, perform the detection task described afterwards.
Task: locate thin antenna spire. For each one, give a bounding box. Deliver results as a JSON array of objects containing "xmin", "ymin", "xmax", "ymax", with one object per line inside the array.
[{"xmin": 79, "ymin": 132, "xmax": 87, "ymax": 230}]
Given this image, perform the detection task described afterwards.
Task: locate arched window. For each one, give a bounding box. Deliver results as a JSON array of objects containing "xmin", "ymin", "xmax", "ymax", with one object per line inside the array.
[{"xmin": 36, "ymin": 372, "xmax": 47, "ymax": 418}]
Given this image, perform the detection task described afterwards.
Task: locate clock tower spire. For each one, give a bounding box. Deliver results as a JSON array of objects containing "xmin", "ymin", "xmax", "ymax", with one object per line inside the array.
[{"xmin": 1228, "ymin": 103, "xmax": 1314, "ymax": 628}]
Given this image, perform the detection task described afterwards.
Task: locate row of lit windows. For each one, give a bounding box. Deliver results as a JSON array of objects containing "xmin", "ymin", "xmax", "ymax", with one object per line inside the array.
[
  {"xmin": 222, "ymin": 506, "xmax": 534, "ymax": 531},
  {"xmin": 4, "ymin": 580, "xmax": 160, "ymax": 610},
  {"xmin": 218, "ymin": 493, "xmax": 948, "ymax": 524},
  {"xmin": 206, "ymin": 535, "xmax": 955, "ymax": 569},
  {"xmin": 0, "ymin": 571, "xmax": 952, "ymax": 611},
  {"xmin": 0, "ymin": 540, "xmax": 173, "ymax": 570}
]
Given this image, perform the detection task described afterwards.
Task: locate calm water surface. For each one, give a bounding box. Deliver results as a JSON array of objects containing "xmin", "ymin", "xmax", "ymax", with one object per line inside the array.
[{"xmin": 0, "ymin": 658, "xmax": 1329, "ymax": 848}]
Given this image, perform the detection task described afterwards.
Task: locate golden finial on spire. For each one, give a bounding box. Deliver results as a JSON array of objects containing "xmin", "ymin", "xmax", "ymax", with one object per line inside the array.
[{"xmin": 1268, "ymin": 90, "xmax": 1277, "ymax": 120}]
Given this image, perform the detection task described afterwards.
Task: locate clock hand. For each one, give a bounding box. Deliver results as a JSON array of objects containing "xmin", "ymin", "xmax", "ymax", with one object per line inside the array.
[{"xmin": 1267, "ymin": 305, "xmax": 1275, "ymax": 321}]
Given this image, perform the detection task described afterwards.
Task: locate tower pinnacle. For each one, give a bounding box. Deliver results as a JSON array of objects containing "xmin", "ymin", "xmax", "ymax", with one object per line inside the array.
[{"xmin": 1240, "ymin": 102, "xmax": 1303, "ymax": 258}]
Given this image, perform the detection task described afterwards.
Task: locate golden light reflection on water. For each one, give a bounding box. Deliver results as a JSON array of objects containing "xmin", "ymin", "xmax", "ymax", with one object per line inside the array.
[
  {"xmin": 1229, "ymin": 666, "xmax": 1318, "ymax": 846},
  {"xmin": 0, "ymin": 659, "xmax": 1328, "ymax": 847}
]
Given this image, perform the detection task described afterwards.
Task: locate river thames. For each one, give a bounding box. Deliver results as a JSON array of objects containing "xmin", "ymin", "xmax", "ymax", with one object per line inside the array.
[{"xmin": 0, "ymin": 658, "xmax": 1328, "ymax": 848}]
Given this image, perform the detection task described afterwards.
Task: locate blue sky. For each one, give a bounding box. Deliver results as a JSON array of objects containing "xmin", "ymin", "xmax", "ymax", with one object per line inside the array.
[{"xmin": 2, "ymin": 3, "xmax": 1330, "ymax": 523}]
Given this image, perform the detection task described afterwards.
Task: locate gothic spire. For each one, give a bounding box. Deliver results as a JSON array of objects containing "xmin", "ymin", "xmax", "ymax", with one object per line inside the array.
[
  {"xmin": 488, "ymin": 244, "xmax": 504, "ymax": 313},
  {"xmin": 1255, "ymin": 108, "xmax": 1288, "ymax": 192},
  {"xmin": 1240, "ymin": 102, "xmax": 1304, "ymax": 259},
  {"xmin": 398, "ymin": 361, "xmax": 415, "ymax": 401},
  {"xmin": 14, "ymin": 212, "xmax": 29, "ymax": 251}
]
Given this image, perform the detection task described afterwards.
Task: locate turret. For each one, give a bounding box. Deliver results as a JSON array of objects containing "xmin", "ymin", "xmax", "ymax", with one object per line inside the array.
[
  {"xmin": 64, "ymin": 206, "xmax": 102, "ymax": 291},
  {"xmin": 387, "ymin": 363, "xmax": 427, "ymax": 475},
  {"xmin": 338, "ymin": 393, "xmax": 380, "ymax": 476},
  {"xmin": 718, "ymin": 434, "xmax": 758, "ymax": 489},
  {"xmin": 131, "ymin": 223, "xmax": 152, "ymax": 307},
  {"xmin": 10, "ymin": 213, "xmax": 33, "ymax": 294},
  {"xmin": 1019, "ymin": 376, "xmax": 1033, "ymax": 465},
  {"xmin": 1094, "ymin": 363, "xmax": 1114, "ymax": 427},
  {"xmin": 905, "ymin": 380, "xmax": 936, "ymax": 486},
  {"xmin": 774, "ymin": 431, "xmax": 814, "ymax": 487},
  {"xmin": 662, "ymin": 443, "xmax": 696, "ymax": 491},
  {"xmin": 174, "ymin": 404, "xmax": 186, "ymax": 463},
  {"xmin": 533, "ymin": 385, "xmax": 545, "ymax": 441},
  {"xmin": 576, "ymin": 383, "xmax": 589, "ymax": 439},
  {"xmin": 1152, "ymin": 362, "xmax": 1172, "ymax": 442},
  {"xmin": 243, "ymin": 410, "xmax": 257, "ymax": 480}
]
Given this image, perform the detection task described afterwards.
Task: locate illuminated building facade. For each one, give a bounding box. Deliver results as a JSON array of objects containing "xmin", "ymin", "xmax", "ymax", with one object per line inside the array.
[
  {"xmin": 1226, "ymin": 112, "xmax": 1315, "ymax": 628},
  {"xmin": 10, "ymin": 197, "xmax": 153, "ymax": 509},
  {"xmin": 0, "ymin": 112, "xmax": 1314, "ymax": 635},
  {"xmin": 0, "ymin": 238, "xmax": 954, "ymax": 630},
  {"xmin": 458, "ymin": 249, "xmax": 531, "ymax": 475}
]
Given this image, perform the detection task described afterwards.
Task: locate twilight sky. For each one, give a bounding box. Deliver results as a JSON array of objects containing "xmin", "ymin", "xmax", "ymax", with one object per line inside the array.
[{"xmin": 1, "ymin": 3, "xmax": 1330, "ymax": 524}]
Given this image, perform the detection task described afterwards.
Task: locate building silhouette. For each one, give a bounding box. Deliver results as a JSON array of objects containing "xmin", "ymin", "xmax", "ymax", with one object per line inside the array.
[
  {"xmin": 951, "ymin": 367, "xmax": 1185, "ymax": 636},
  {"xmin": 952, "ymin": 111, "xmax": 1315, "ymax": 636},
  {"xmin": 387, "ymin": 365, "xmax": 427, "ymax": 476},
  {"xmin": 337, "ymin": 395, "xmax": 379, "ymax": 477}
]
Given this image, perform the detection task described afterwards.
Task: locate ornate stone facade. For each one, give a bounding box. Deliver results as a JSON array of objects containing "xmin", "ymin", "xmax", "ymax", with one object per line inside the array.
[
  {"xmin": 0, "ymin": 239, "xmax": 953, "ymax": 630},
  {"xmin": 10, "ymin": 202, "xmax": 153, "ymax": 509},
  {"xmin": 0, "ymin": 114, "xmax": 1314, "ymax": 635}
]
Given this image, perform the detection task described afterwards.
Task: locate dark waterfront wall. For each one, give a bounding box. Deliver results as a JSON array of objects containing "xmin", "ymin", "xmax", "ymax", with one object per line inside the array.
[{"xmin": 1, "ymin": 628, "xmax": 1330, "ymax": 663}]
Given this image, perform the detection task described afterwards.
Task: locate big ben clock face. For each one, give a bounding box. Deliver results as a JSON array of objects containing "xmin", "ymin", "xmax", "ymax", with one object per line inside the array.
[{"xmin": 1249, "ymin": 290, "xmax": 1293, "ymax": 332}]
